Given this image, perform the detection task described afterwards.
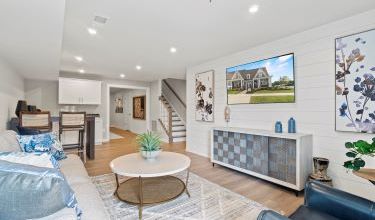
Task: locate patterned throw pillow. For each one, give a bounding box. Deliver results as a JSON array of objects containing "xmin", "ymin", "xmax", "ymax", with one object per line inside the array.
[
  {"xmin": 0, "ymin": 152, "xmax": 60, "ymax": 169},
  {"xmin": 17, "ymin": 132, "xmax": 67, "ymax": 161}
]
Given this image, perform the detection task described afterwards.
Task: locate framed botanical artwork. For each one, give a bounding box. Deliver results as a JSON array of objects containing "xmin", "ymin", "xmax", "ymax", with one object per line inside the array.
[
  {"xmin": 133, "ymin": 96, "xmax": 145, "ymax": 120},
  {"xmin": 195, "ymin": 70, "xmax": 214, "ymax": 122},
  {"xmin": 335, "ymin": 28, "xmax": 375, "ymax": 133}
]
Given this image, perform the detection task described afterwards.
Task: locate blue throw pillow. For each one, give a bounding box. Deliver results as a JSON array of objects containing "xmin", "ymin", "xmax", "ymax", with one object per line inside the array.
[
  {"xmin": 0, "ymin": 160, "xmax": 81, "ymax": 219},
  {"xmin": 17, "ymin": 132, "xmax": 67, "ymax": 161}
]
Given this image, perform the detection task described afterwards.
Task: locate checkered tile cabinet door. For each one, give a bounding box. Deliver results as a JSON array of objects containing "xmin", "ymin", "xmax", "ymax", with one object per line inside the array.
[
  {"xmin": 268, "ymin": 138, "xmax": 296, "ymax": 184},
  {"xmin": 213, "ymin": 130, "xmax": 296, "ymax": 185},
  {"xmin": 213, "ymin": 130, "xmax": 269, "ymax": 176}
]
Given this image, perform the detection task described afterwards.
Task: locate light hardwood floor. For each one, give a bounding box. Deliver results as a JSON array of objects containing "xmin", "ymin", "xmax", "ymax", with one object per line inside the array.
[{"xmin": 85, "ymin": 127, "xmax": 303, "ymax": 216}]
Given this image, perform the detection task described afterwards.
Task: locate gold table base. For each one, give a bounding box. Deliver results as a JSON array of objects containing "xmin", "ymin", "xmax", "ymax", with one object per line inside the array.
[{"xmin": 114, "ymin": 171, "xmax": 190, "ymax": 219}]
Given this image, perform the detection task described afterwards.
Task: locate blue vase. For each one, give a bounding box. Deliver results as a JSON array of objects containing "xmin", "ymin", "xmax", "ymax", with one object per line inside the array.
[
  {"xmin": 275, "ymin": 121, "xmax": 283, "ymax": 133},
  {"xmin": 288, "ymin": 117, "xmax": 296, "ymax": 133}
]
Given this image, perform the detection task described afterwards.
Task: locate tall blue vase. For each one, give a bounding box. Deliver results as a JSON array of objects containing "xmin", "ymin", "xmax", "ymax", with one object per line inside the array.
[
  {"xmin": 288, "ymin": 117, "xmax": 296, "ymax": 133},
  {"xmin": 275, "ymin": 121, "xmax": 283, "ymax": 133}
]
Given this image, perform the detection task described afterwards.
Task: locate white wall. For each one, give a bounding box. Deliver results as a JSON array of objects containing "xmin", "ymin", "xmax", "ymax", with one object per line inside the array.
[
  {"xmin": 165, "ymin": 78, "xmax": 186, "ymax": 103},
  {"xmin": 110, "ymin": 92, "xmax": 128, "ymax": 130},
  {"xmin": 110, "ymin": 89, "xmax": 147, "ymax": 134},
  {"xmin": 24, "ymin": 80, "xmax": 60, "ymax": 115},
  {"xmin": 150, "ymin": 80, "xmax": 161, "ymax": 124},
  {"xmin": 0, "ymin": 58, "xmax": 24, "ymax": 131},
  {"xmin": 186, "ymin": 10, "xmax": 375, "ymax": 200}
]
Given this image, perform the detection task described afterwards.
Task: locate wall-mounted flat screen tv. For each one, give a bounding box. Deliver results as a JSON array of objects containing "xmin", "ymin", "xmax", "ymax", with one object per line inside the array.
[{"xmin": 226, "ymin": 53, "xmax": 295, "ymax": 104}]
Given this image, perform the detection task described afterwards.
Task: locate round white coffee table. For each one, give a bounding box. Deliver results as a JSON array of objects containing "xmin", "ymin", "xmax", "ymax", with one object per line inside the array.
[{"xmin": 110, "ymin": 152, "xmax": 191, "ymax": 219}]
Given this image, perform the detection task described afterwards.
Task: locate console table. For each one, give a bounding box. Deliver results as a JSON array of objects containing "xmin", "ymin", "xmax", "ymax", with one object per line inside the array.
[{"xmin": 211, "ymin": 127, "xmax": 312, "ymax": 194}]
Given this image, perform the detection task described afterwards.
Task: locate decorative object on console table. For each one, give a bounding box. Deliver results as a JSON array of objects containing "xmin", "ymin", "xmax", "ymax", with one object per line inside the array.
[
  {"xmin": 335, "ymin": 28, "xmax": 375, "ymax": 133},
  {"xmin": 224, "ymin": 106, "xmax": 230, "ymax": 126},
  {"xmin": 275, "ymin": 121, "xmax": 282, "ymax": 133},
  {"xmin": 133, "ymin": 96, "xmax": 145, "ymax": 120},
  {"xmin": 137, "ymin": 131, "xmax": 162, "ymax": 160},
  {"xmin": 195, "ymin": 70, "xmax": 214, "ymax": 122},
  {"xmin": 308, "ymin": 157, "xmax": 332, "ymax": 186},
  {"xmin": 288, "ymin": 117, "xmax": 296, "ymax": 133},
  {"xmin": 15, "ymin": 100, "xmax": 28, "ymax": 117},
  {"xmin": 343, "ymin": 138, "xmax": 375, "ymax": 171},
  {"xmin": 211, "ymin": 127, "xmax": 313, "ymax": 194}
]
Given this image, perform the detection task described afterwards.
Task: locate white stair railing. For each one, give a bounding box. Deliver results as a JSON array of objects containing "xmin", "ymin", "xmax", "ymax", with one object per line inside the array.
[{"xmin": 158, "ymin": 96, "xmax": 173, "ymax": 143}]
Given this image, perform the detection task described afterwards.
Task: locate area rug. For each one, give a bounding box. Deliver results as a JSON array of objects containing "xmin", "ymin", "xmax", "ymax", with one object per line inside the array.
[
  {"xmin": 110, "ymin": 132, "xmax": 124, "ymax": 140},
  {"xmin": 91, "ymin": 172, "xmax": 267, "ymax": 220}
]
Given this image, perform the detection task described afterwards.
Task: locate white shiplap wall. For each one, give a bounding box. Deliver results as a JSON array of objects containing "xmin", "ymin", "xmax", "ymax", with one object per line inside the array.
[{"xmin": 186, "ymin": 10, "xmax": 375, "ymax": 200}]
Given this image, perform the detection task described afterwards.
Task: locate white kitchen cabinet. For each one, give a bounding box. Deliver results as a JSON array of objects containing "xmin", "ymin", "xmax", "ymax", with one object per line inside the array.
[{"xmin": 59, "ymin": 77, "xmax": 102, "ymax": 105}]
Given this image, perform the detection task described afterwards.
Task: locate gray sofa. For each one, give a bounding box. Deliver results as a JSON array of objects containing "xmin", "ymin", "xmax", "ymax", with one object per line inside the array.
[{"xmin": 0, "ymin": 130, "xmax": 109, "ymax": 220}]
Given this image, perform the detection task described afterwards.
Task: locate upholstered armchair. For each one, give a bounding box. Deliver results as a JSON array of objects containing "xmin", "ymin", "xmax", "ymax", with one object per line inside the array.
[{"xmin": 257, "ymin": 181, "xmax": 374, "ymax": 220}]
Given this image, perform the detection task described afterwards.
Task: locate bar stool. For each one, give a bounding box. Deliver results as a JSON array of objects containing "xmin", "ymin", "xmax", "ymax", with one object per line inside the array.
[
  {"xmin": 59, "ymin": 112, "xmax": 86, "ymax": 162},
  {"xmin": 19, "ymin": 111, "xmax": 52, "ymax": 133}
]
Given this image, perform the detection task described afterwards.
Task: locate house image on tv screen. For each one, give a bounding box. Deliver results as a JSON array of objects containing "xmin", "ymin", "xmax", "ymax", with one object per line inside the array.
[
  {"xmin": 226, "ymin": 53, "xmax": 295, "ymax": 104},
  {"xmin": 226, "ymin": 67, "xmax": 272, "ymax": 92}
]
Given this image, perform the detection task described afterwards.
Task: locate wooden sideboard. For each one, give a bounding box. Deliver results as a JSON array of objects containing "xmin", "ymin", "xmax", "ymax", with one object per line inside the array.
[{"xmin": 211, "ymin": 127, "xmax": 312, "ymax": 193}]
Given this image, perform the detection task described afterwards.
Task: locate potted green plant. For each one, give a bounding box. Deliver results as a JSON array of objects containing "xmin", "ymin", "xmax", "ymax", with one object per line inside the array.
[
  {"xmin": 136, "ymin": 131, "xmax": 162, "ymax": 160},
  {"xmin": 343, "ymin": 138, "xmax": 375, "ymax": 171}
]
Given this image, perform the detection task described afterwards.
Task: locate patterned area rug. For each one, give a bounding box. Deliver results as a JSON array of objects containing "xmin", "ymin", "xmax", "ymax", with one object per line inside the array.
[{"xmin": 91, "ymin": 172, "xmax": 267, "ymax": 220}]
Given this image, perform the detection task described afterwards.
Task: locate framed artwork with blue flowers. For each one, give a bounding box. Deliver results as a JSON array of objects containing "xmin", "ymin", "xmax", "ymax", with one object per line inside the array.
[{"xmin": 336, "ymin": 29, "xmax": 375, "ymax": 133}]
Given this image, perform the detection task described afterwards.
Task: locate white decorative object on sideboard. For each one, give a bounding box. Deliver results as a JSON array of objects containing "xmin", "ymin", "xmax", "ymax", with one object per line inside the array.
[
  {"xmin": 211, "ymin": 127, "xmax": 312, "ymax": 194},
  {"xmin": 58, "ymin": 77, "xmax": 102, "ymax": 105}
]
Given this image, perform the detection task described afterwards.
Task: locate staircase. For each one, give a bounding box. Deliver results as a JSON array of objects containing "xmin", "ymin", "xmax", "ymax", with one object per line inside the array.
[{"xmin": 158, "ymin": 79, "xmax": 186, "ymax": 143}]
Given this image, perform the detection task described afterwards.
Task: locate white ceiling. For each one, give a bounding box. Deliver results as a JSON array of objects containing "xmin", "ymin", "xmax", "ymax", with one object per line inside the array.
[
  {"xmin": 1, "ymin": 1, "xmax": 375, "ymax": 82},
  {"xmin": 0, "ymin": 0, "xmax": 66, "ymax": 80}
]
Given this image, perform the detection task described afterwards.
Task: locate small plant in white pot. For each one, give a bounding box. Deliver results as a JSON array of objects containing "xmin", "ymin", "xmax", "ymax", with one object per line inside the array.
[{"xmin": 136, "ymin": 131, "xmax": 162, "ymax": 160}]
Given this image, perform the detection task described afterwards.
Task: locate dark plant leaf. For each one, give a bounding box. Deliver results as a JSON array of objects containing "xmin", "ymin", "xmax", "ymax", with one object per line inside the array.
[
  {"xmin": 345, "ymin": 142, "xmax": 354, "ymax": 148},
  {"xmin": 353, "ymin": 158, "xmax": 365, "ymax": 168},
  {"xmin": 356, "ymin": 109, "xmax": 364, "ymax": 115},
  {"xmin": 346, "ymin": 152, "xmax": 357, "ymax": 158},
  {"xmin": 343, "ymin": 161, "xmax": 355, "ymax": 170}
]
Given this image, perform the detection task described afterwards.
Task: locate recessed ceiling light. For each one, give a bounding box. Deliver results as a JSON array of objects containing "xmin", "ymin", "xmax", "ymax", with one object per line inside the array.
[
  {"xmin": 135, "ymin": 65, "xmax": 142, "ymax": 70},
  {"xmin": 74, "ymin": 56, "xmax": 83, "ymax": 62},
  {"xmin": 79, "ymin": 69, "xmax": 85, "ymax": 74},
  {"xmin": 170, "ymin": 47, "xmax": 177, "ymax": 53},
  {"xmin": 249, "ymin": 5, "xmax": 259, "ymax": 14},
  {"xmin": 120, "ymin": 74, "xmax": 125, "ymax": 78},
  {"xmin": 87, "ymin": 27, "xmax": 97, "ymax": 35}
]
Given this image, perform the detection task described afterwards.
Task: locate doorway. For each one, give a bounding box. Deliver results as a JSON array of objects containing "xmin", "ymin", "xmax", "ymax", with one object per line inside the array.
[{"xmin": 106, "ymin": 84, "xmax": 151, "ymax": 141}]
